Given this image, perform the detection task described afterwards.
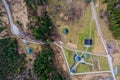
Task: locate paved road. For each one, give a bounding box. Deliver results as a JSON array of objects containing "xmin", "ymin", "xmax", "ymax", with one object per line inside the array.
[{"xmin": 90, "ymin": 0, "xmax": 116, "ymax": 80}]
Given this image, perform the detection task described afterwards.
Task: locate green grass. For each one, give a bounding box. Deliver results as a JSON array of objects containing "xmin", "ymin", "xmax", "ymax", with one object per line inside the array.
[
  {"xmin": 64, "ymin": 48, "xmax": 74, "ymax": 66},
  {"xmin": 78, "ymin": 52, "xmax": 91, "ymax": 63},
  {"xmin": 63, "ymin": 47, "xmax": 110, "ymax": 73},
  {"xmin": 84, "ymin": 55, "xmax": 93, "ymax": 64},
  {"xmin": 117, "ymin": 65, "xmax": 120, "ymax": 77},
  {"xmin": 77, "ymin": 53, "xmax": 93, "ymax": 72},
  {"xmin": 76, "ymin": 63, "xmax": 89, "ymax": 73},
  {"xmin": 64, "ymin": 48, "xmax": 90, "ymax": 73},
  {"xmin": 116, "ymin": 65, "xmax": 120, "ymax": 80},
  {"xmin": 77, "ymin": 21, "xmax": 96, "ymax": 51},
  {"xmin": 77, "ymin": 6, "xmax": 96, "ymax": 51},
  {"xmin": 99, "ymin": 57, "xmax": 110, "ymax": 71}
]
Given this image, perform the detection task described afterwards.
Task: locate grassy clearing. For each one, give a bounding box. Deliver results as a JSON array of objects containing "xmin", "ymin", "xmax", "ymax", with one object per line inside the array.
[
  {"xmin": 63, "ymin": 48, "xmax": 90, "ymax": 73},
  {"xmin": 48, "ymin": 0, "xmax": 85, "ymax": 44},
  {"xmin": 63, "ymin": 47, "xmax": 110, "ymax": 73},
  {"xmin": 77, "ymin": 20, "xmax": 96, "ymax": 51},
  {"xmin": 84, "ymin": 55, "xmax": 93, "ymax": 64},
  {"xmin": 77, "ymin": 5, "xmax": 96, "ymax": 51},
  {"xmin": 78, "ymin": 53, "xmax": 110, "ymax": 72},
  {"xmin": 78, "ymin": 52, "xmax": 91, "ymax": 63},
  {"xmin": 64, "ymin": 48, "xmax": 74, "ymax": 66},
  {"xmin": 76, "ymin": 63, "xmax": 89, "ymax": 73},
  {"xmin": 74, "ymin": 53, "xmax": 91, "ymax": 73},
  {"xmin": 117, "ymin": 65, "xmax": 120, "ymax": 78},
  {"xmin": 48, "ymin": 0, "xmax": 110, "ymax": 74},
  {"xmin": 99, "ymin": 56, "xmax": 110, "ymax": 71},
  {"xmin": 75, "ymin": 52, "xmax": 93, "ymax": 73}
]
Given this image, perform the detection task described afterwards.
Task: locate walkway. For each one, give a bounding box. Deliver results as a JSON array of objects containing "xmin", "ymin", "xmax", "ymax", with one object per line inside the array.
[
  {"xmin": 1, "ymin": 0, "xmax": 116, "ymax": 79},
  {"xmin": 90, "ymin": 0, "xmax": 116, "ymax": 80}
]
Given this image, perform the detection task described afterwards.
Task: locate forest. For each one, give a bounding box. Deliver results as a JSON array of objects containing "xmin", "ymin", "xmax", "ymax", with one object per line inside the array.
[
  {"xmin": 0, "ymin": 38, "xmax": 26, "ymax": 80},
  {"xmin": 25, "ymin": 0, "xmax": 58, "ymax": 42},
  {"xmin": 33, "ymin": 45, "xmax": 66, "ymax": 80},
  {"xmin": 29, "ymin": 11, "xmax": 55, "ymax": 42},
  {"xmin": 104, "ymin": 0, "xmax": 120, "ymax": 39},
  {"xmin": 0, "ymin": 27, "xmax": 5, "ymax": 33}
]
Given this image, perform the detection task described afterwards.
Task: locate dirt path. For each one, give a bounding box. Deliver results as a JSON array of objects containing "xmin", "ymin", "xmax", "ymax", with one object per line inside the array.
[{"xmin": 7, "ymin": 0, "xmax": 28, "ymax": 32}]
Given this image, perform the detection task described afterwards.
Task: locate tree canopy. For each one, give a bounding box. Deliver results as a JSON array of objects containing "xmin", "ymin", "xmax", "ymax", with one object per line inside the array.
[
  {"xmin": 0, "ymin": 38, "xmax": 26, "ymax": 80},
  {"xmin": 25, "ymin": 0, "xmax": 57, "ymax": 42},
  {"xmin": 33, "ymin": 46, "xmax": 66, "ymax": 80},
  {"xmin": 29, "ymin": 11, "xmax": 54, "ymax": 42},
  {"xmin": 105, "ymin": 0, "xmax": 120, "ymax": 39}
]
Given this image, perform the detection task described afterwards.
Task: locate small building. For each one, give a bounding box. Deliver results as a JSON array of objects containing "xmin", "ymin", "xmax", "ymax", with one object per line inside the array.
[
  {"xmin": 84, "ymin": 38, "xmax": 92, "ymax": 47},
  {"xmin": 70, "ymin": 67, "xmax": 75, "ymax": 74},
  {"xmin": 114, "ymin": 65, "xmax": 118, "ymax": 76},
  {"xmin": 26, "ymin": 47, "xmax": 32, "ymax": 54},
  {"xmin": 83, "ymin": 53, "xmax": 89, "ymax": 59},
  {"xmin": 62, "ymin": 28, "xmax": 69, "ymax": 34},
  {"xmin": 75, "ymin": 55, "xmax": 81, "ymax": 62}
]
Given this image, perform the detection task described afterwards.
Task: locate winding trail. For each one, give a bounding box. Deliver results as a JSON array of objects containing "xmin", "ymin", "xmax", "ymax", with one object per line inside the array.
[
  {"xmin": 2, "ymin": 0, "xmax": 21, "ymax": 36},
  {"xmin": 1, "ymin": 0, "xmax": 116, "ymax": 79}
]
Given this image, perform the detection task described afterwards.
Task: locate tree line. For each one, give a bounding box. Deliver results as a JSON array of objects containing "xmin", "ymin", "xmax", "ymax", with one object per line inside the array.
[{"xmin": 103, "ymin": 0, "xmax": 120, "ymax": 39}]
